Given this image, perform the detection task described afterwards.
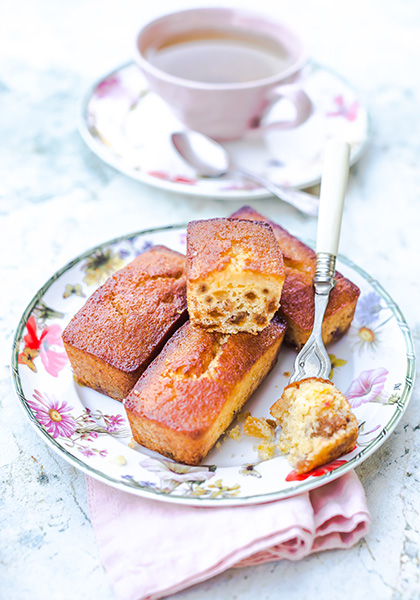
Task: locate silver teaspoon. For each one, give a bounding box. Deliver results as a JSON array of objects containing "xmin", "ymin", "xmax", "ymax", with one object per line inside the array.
[
  {"xmin": 289, "ymin": 139, "xmax": 350, "ymax": 383},
  {"xmin": 171, "ymin": 131, "xmax": 319, "ymax": 217}
]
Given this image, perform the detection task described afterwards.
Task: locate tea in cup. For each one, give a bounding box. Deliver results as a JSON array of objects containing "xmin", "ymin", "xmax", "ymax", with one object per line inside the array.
[{"xmin": 134, "ymin": 8, "xmax": 312, "ymax": 141}]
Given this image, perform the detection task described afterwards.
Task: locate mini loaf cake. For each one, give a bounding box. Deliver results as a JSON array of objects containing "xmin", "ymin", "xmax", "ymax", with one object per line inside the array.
[
  {"xmin": 62, "ymin": 245, "xmax": 188, "ymax": 401},
  {"xmin": 186, "ymin": 218, "xmax": 285, "ymax": 334},
  {"xmin": 270, "ymin": 377, "xmax": 358, "ymax": 474},
  {"xmin": 230, "ymin": 206, "xmax": 360, "ymax": 348},
  {"xmin": 125, "ymin": 316, "xmax": 287, "ymax": 465}
]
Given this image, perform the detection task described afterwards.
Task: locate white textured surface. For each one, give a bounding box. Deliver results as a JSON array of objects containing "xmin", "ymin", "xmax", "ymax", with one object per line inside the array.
[{"xmin": 1, "ymin": 1, "xmax": 419, "ymax": 599}]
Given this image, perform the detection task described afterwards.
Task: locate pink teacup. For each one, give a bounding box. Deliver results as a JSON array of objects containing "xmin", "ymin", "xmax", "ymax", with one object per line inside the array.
[{"xmin": 134, "ymin": 7, "xmax": 312, "ymax": 141}]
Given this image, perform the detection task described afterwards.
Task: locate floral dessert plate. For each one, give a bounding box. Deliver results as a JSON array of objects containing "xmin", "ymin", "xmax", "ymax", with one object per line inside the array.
[
  {"xmin": 80, "ymin": 62, "xmax": 370, "ymax": 200},
  {"xmin": 12, "ymin": 226, "xmax": 414, "ymax": 506}
]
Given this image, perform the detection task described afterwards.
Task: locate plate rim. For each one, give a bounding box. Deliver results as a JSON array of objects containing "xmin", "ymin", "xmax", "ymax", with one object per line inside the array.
[
  {"xmin": 11, "ymin": 223, "xmax": 415, "ymax": 507},
  {"xmin": 78, "ymin": 60, "xmax": 371, "ymax": 201}
]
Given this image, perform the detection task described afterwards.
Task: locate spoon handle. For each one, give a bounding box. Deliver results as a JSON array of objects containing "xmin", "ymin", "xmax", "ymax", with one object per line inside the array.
[{"xmin": 232, "ymin": 165, "xmax": 319, "ymax": 217}]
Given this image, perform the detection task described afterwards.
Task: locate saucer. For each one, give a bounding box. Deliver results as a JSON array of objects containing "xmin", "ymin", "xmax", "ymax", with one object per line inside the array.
[{"xmin": 80, "ymin": 61, "xmax": 370, "ymax": 200}]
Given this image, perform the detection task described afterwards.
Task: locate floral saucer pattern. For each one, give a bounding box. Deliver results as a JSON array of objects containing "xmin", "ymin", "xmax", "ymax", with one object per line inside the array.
[
  {"xmin": 12, "ymin": 226, "xmax": 414, "ymax": 506},
  {"xmin": 80, "ymin": 62, "xmax": 370, "ymax": 200}
]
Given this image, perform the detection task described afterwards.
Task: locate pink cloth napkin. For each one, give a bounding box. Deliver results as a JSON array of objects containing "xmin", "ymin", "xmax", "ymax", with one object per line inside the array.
[{"xmin": 86, "ymin": 470, "xmax": 369, "ymax": 600}]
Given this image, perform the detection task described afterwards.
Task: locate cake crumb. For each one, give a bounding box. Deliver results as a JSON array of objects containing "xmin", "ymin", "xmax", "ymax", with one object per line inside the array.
[
  {"xmin": 236, "ymin": 410, "xmax": 251, "ymax": 423},
  {"xmin": 227, "ymin": 425, "xmax": 242, "ymax": 440},
  {"xmin": 243, "ymin": 415, "xmax": 276, "ymax": 441},
  {"xmin": 109, "ymin": 455, "xmax": 127, "ymax": 466},
  {"xmin": 257, "ymin": 442, "xmax": 276, "ymax": 461},
  {"xmin": 128, "ymin": 437, "xmax": 138, "ymax": 449}
]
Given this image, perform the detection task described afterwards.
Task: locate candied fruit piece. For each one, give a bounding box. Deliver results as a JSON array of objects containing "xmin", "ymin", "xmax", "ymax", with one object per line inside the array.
[{"xmin": 243, "ymin": 416, "xmax": 275, "ymax": 441}]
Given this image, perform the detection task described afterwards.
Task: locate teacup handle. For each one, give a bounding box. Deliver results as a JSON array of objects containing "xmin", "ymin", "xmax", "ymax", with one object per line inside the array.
[{"xmin": 246, "ymin": 85, "xmax": 312, "ymax": 139}]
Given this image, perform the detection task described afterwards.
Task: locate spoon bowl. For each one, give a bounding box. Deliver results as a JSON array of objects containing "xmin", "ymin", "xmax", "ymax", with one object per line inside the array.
[
  {"xmin": 171, "ymin": 131, "xmax": 319, "ymax": 216},
  {"xmin": 172, "ymin": 131, "xmax": 231, "ymax": 177}
]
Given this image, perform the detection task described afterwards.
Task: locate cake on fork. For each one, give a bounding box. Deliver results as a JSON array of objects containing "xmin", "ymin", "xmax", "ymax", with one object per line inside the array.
[{"xmin": 270, "ymin": 377, "xmax": 358, "ymax": 473}]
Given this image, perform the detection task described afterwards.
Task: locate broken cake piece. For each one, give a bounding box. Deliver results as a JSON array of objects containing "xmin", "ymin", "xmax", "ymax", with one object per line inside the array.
[
  {"xmin": 186, "ymin": 218, "xmax": 285, "ymax": 334},
  {"xmin": 229, "ymin": 206, "xmax": 360, "ymax": 349},
  {"xmin": 270, "ymin": 377, "xmax": 358, "ymax": 474}
]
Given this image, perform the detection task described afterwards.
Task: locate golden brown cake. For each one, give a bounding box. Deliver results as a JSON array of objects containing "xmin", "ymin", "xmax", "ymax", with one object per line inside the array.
[
  {"xmin": 230, "ymin": 206, "xmax": 360, "ymax": 349},
  {"xmin": 62, "ymin": 245, "xmax": 188, "ymax": 401},
  {"xmin": 125, "ymin": 316, "xmax": 287, "ymax": 465},
  {"xmin": 186, "ymin": 218, "xmax": 285, "ymax": 334},
  {"xmin": 270, "ymin": 377, "xmax": 358, "ymax": 474}
]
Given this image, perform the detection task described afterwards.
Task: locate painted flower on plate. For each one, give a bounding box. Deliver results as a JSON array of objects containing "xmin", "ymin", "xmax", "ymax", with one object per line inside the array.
[
  {"xmin": 63, "ymin": 283, "xmax": 85, "ymax": 299},
  {"xmin": 239, "ymin": 463, "xmax": 262, "ymax": 478},
  {"xmin": 28, "ymin": 389, "xmax": 76, "ymax": 438},
  {"xmin": 18, "ymin": 347, "xmax": 39, "ymax": 372},
  {"xmin": 33, "ymin": 300, "xmax": 65, "ymax": 323},
  {"xmin": 350, "ymin": 292, "xmax": 392, "ymax": 355},
  {"xmin": 286, "ymin": 459, "xmax": 348, "ymax": 481},
  {"xmin": 80, "ymin": 446, "xmax": 95, "ymax": 458},
  {"xmin": 105, "ymin": 414, "xmax": 126, "ymax": 433},
  {"xmin": 94, "ymin": 75, "xmax": 149, "ymax": 110},
  {"xmin": 327, "ymin": 95, "xmax": 359, "ymax": 121},
  {"xmin": 328, "ymin": 354, "xmax": 347, "ymax": 378},
  {"xmin": 18, "ymin": 315, "xmax": 68, "ymax": 377},
  {"xmin": 147, "ymin": 170, "xmax": 197, "ymax": 185},
  {"xmin": 81, "ymin": 248, "xmax": 126, "ymax": 286},
  {"xmin": 140, "ymin": 457, "xmax": 215, "ymax": 484},
  {"xmin": 135, "ymin": 239, "xmax": 154, "ymax": 257},
  {"xmin": 356, "ymin": 292, "xmax": 383, "ymax": 325},
  {"xmin": 345, "ymin": 367, "xmax": 388, "ymax": 408},
  {"xmin": 205, "ymin": 479, "xmax": 240, "ymax": 498},
  {"xmin": 95, "ymin": 75, "xmax": 124, "ymax": 99},
  {"xmin": 356, "ymin": 422, "xmax": 382, "ymax": 447}
]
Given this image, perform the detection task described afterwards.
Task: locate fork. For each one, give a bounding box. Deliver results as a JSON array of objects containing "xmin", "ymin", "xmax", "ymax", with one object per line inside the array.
[{"xmin": 289, "ymin": 139, "xmax": 350, "ymax": 383}]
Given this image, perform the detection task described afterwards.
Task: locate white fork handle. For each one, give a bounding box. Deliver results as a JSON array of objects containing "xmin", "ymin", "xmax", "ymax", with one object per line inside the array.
[{"xmin": 316, "ymin": 140, "xmax": 350, "ymax": 256}]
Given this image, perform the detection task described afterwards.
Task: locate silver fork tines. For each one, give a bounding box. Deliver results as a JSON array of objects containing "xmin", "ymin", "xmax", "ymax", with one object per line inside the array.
[{"xmin": 289, "ymin": 253, "xmax": 337, "ymax": 384}]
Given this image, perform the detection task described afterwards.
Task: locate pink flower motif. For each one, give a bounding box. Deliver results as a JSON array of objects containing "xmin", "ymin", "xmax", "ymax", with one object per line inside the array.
[
  {"xmin": 327, "ymin": 95, "xmax": 359, "ymax": 121},
  {"xmin": 106, "ymin": 414, "xmax": 125, "ymax": 432},
  {"xmin": 80, "ymin": 447, "xmax": 95, "ymax": 458},
  {"xmin": 95, "ymin": 75, "xmax": 123, "ymax": 98},
  {"xmin": 147, "ymin": 170, "xmax": 197, "ymax": 185},
  {"xmin": 28, "ymin": 390, "xmax": 76, "ymax": 438},
  {"xmin": 39, "ymin": 343, "xmax": 69, "ymax": 377},
  {"xmin": 19, "ymin": 316, "xmax": 68, "ymax": 377},
  {"xmin": 345, "ymin": 368, "xmax": 388, "ymax": 408}
]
